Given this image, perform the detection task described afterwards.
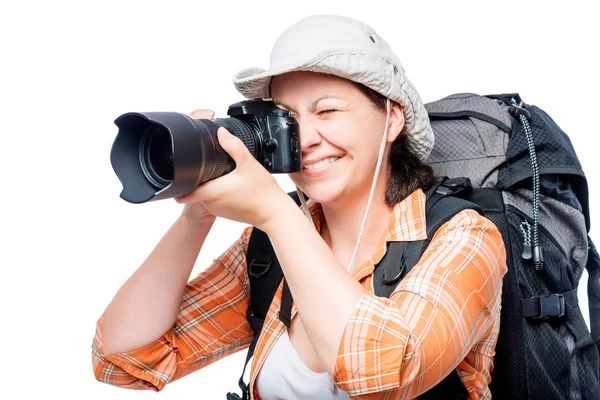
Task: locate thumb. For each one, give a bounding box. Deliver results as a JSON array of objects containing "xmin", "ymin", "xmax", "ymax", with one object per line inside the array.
[{"xmin": 218, "ymin": 127, "xmax": 250, "ymax": 163}]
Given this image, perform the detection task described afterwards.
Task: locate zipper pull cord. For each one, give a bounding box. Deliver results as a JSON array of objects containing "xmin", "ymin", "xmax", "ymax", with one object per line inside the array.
[
  {"xmin": 510, "ymin": 99, "xmax": 544, "ymax": 270},
  {"xmin": 520, "ymin": 220, "xmax": 533, "ymax": 260}
]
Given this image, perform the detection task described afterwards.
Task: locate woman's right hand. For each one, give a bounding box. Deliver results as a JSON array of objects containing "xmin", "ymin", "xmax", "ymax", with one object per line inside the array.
[{"xmin": 177, "ymin": 108, "xmax": 218, "ymax": 226}]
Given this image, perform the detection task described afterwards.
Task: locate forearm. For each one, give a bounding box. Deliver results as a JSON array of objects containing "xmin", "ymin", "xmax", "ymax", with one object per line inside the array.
[
  {"xmin": 262, "ymin": 199, "xmax": 365, "ymax": 374},
  {"xmin": 102, "ymin": 214, "xmax": 216, "ymax": 356}
]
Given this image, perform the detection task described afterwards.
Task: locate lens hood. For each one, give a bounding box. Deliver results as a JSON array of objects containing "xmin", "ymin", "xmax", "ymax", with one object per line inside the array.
[{"xmin": 111, "ymin": 112, "xmax": 221, "ymax": 204}]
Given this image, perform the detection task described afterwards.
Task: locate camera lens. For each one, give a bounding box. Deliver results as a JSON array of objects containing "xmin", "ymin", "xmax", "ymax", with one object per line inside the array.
[{"xmin": 139, "ymin": 125, "xmax": 173, "ymax": 189}]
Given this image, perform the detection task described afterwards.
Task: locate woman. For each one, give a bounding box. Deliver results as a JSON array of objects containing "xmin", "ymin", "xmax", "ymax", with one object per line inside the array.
[{"xmin": 92, "ymin": 15, "xmax": 507, "ymax": 399}]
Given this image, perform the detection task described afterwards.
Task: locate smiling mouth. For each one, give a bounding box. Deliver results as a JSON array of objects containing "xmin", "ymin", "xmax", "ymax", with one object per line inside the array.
[{"xmin": 302, "ymin": 156, "xmax": 341, "ymax": 170}]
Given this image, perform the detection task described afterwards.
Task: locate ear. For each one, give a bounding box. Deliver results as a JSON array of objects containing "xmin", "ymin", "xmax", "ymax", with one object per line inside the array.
[{"xmin": 386, "ymin": 101, "xmax": 405, "ymax": 143}]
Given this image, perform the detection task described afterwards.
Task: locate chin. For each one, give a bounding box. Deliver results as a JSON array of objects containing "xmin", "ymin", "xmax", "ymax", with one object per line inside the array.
[{"xmin": 294, "ymin": 180, "xmax": 347, "ymax": 206}]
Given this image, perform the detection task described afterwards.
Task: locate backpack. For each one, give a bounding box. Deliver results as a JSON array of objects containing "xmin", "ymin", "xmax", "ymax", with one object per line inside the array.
[{"xmin": 227, "ymin": 92, "xmax": 600, "ymax": 400}]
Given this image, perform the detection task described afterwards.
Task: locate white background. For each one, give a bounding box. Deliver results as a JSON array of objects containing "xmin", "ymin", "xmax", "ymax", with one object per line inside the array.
[{"xmin": 1, "ymin": 0, "xmax": 599, "ymax": 398}]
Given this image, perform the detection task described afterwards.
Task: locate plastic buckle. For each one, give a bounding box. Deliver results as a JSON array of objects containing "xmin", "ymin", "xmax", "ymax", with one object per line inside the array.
[
  {"xmin": 534, "ymin": 293, "xmax": 565, "ymax": 319},
  {"xmin": 444, "ymin": 177, "xmax": 472, "ymax": 189},
  {"xmin": 435, "ymin": 177, "xmax": 472, "ymax": 196},
  {"xmin": 435, "ymin": 185, "xmax": 454, "ymax": 196}
]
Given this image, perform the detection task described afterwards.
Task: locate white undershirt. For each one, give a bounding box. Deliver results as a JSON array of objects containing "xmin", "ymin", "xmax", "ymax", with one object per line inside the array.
[{"xmin": 255, "ymin": 330, "xmax": 351, "ymax": 400}]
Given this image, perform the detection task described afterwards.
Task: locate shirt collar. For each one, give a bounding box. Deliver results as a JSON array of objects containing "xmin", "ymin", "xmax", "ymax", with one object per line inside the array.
[{"xmin": 304, "ymin": 188, "xmax": 427, "ymax": 281}]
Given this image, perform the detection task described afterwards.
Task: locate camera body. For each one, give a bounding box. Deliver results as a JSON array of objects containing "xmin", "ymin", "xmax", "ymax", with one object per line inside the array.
[
  {"xmin": 111, "ymin": 99, "xmax": 301, "ymax": 204},
  {"xmin": 225, "ymin": 99, "xmax": 300, "ymax": 173}
]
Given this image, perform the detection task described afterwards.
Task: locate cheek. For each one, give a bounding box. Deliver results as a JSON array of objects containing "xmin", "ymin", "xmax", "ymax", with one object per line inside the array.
[
  {"xmin": 315, "ymin": 118, "xmax": 359, "ymax": 150},
  {"xmin": 329, "ymin": 118, "xmax": 383, "ymax": 157}
]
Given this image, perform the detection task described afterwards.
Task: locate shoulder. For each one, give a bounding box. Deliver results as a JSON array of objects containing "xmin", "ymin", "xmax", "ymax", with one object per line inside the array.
[
  {"xmin": 405, "ymin": 207, "xmax": 506, "ymax": 310},
  {"xmin": 424, "ymin": 207, "xmax": 507, "ymax": 284},
  {"xmin": 442, "ymin": 208, "xmax": 502, "ymax": 238},
  {"xmin": 427, "ymin": 208, "xmax": 506, "ymax": 257}
]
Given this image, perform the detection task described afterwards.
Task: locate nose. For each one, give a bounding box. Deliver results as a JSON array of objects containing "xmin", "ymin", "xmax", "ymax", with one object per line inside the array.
[{"xmin": 298, "ymin": 118, "xmax": 322, "ymax": 152}]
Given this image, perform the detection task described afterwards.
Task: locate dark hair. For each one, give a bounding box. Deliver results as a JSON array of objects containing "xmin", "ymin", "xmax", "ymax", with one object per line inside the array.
[{"xmin": 353, "ymin": 82, "xmax": 437, "ymax": 206}]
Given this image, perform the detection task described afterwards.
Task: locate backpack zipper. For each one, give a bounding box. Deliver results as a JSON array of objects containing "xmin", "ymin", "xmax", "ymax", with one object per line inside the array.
[
  {"xmin": 509, "ymin": 98, "xmax": 544, "ymax": 270},
  {"xmin": 508, "ymin": 206, "xmax": 567, "ymax": 261}
]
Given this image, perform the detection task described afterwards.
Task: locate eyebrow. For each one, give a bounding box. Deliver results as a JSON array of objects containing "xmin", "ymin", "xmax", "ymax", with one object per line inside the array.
[{"xmin": 274, "ymin": 96, "xmax": 340, "ymax": 113}]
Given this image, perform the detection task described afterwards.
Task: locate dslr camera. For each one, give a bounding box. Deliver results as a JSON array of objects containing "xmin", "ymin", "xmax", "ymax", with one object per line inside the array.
[{"xmin": 110, "ymin": 99, "xmax": 301, "ymax": 203}]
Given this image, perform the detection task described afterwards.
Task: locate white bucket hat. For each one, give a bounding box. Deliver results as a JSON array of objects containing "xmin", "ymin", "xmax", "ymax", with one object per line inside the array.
[{"xmin": 232, "ymin": 14, "xmax": 434, "ymax": 160}]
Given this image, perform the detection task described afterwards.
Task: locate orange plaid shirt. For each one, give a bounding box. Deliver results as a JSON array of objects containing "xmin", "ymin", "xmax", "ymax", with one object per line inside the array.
[{"xmin": 92, "ymin": 188, "xmax": 507, "ymax": 399}]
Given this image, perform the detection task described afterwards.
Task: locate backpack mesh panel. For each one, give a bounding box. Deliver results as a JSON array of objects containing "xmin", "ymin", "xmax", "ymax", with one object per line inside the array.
[
  {"xmin": 498, "ymin": 106, "xmax": 584, "ymax": 191},
  {"xmin": 428, "ymin": 119, "xmax": 485, "ymax": 160},
  {"xmin": 482, "ymin": 209, "xmax": 527, "ymax": 399},
  {"xmin": 504, "ymin": 206, "xmax": 597, "ymax": 398},
  {"xmin": 578, "ymin": 353, "xmax": 600, "ymax": 398}
]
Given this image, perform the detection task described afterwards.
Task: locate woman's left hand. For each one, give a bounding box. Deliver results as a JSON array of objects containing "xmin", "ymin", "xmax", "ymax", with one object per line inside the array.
[{"xmin": 174, "ymin": 127, "xmax": 291, "ymax": 230}]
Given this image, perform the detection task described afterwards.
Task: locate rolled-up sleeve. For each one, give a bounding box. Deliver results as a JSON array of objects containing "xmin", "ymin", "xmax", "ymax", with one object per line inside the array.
[
  {"xmin": 333, "ymin": 210, "xmax": 507, "ymax": 399},
  {"xmin": 92, "ymin": 226, "xmax": 255, "ymax": 391}
]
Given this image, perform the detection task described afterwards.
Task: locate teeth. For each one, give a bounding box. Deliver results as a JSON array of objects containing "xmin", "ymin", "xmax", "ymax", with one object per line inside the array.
[{"xmin": 303, "ymin": 156, "xmax": 340, "ymax": 170}]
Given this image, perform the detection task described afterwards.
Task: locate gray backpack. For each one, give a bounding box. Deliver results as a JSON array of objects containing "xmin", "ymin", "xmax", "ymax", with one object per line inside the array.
[
  {"xmin": 424, "ymin": 92, "xmax": 600, "ymax": 399},
  {"xmin": 229, "ymin": 93, "xmax": 600, "ymax": 400}
]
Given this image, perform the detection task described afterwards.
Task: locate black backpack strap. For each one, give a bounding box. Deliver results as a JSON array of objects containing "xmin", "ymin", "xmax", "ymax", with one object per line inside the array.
[
  {"xmin": 227, "ymin": 226, "xmax": 283, "ymax": 400},
  {"xmin": 373, "ymin": 177, "xmax": 482, "ymax": 399},
  {"xmin": 277, "ymin": 190, "xmax": 303, "ymax": 329},
  {"xmin": 587, "ymin": 236, "xmax": 600, "ymax": 350},
  {"xmin": 228, "ymin": 191, "xmax": 303, "ymax": 399},
  {"xmin": 373, "ymin": 177, "xmax": 482, "ymax": 298}
]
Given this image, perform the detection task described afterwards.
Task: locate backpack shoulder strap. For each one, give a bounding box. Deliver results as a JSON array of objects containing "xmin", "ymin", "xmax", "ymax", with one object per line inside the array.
[
  {"xmin": 246, "ymin": 191, "xmax": 303, "ymax": 334},
  {"xmin": 229, "ymin": 191, "xmax": 302, "ymax": 400},
  {"xmin": 373, "ymin": 177, "xmax": 483, "ymax": 298}
]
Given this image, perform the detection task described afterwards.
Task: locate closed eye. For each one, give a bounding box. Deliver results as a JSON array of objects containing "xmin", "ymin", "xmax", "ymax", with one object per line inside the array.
[{"xmin": 318, "ymin": 109, "xmax": 338, "ymax": 115}]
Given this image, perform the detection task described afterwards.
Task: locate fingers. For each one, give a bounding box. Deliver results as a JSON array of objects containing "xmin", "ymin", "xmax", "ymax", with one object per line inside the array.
[
  {"xmin": 174, "ymin": 192, "xmax": 195, "ymax": 204},
  {"xmin": 188, "ymin": 109, "xmax": 215, "ymax": 119},
  {"xmin": 216, "ymin": 127, "xmax": 236, "ymax": 157},
  {"xmin": 175, "ymin": 182, "xmax": 210, "ymax": 204},
  {"xmin": 217, "ymin": 127, "xmax": 248, "ymax": 161}
]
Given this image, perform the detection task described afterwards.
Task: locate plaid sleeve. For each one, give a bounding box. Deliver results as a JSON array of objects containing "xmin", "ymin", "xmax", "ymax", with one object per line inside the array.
[
  {"xmin": 333, "ymin": 210, "xmax": 506, "ymax": 399},
  {"xmin": 92, "ymin": 226, "xmax": 255, "ymax": 391}
]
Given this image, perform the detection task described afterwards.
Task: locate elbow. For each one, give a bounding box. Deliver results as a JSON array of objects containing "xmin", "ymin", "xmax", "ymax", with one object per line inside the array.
[
  {"xmin": 91, "ymin": 343, "xmax": 112, "ymax": 386},
  {"xmin": 91, "ymin": 341, "xmax": 162, "ymax": 391}
]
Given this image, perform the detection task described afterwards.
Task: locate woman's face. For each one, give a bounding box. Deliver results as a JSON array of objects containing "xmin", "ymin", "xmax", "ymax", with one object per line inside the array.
[{"xmin": 270, "ymin": 71, "xmax": 402, "ymax": 206}]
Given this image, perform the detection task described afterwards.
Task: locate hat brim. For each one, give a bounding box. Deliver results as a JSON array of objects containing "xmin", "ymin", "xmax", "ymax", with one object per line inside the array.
[
  {"xmin": 233, "ymin": 63, "xmax": 315, "ymax": 100},
  {"xmin": 232, "ymin": 54, "xmax": 435, "ymax": 161}
]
